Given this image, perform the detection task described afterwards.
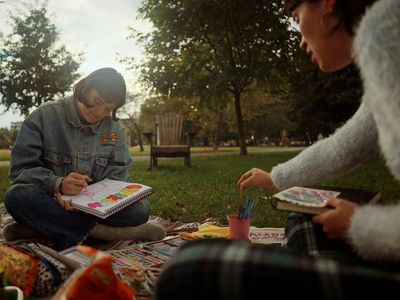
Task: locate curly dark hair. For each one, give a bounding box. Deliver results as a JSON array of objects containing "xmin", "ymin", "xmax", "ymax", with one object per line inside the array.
[
  {"xmin": 284, "ymin": 0, "xmax": 377, "ymax": 35},
  {"xmin": 74, "ymin": 67, "xmax": 126, "ymax": 121}
]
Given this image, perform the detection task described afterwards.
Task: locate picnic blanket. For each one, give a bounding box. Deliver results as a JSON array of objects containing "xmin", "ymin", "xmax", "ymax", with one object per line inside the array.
[
  {"xmin": 1, "ymin": 203, "xmax": 284, "ymax": 299},
  {"xmin": 0, "ymin": 203, "xmax": 221, "ymax": 250},
  {"xmin": 1, "ymin": 203, "xmax": 222, "ymax": 299}
]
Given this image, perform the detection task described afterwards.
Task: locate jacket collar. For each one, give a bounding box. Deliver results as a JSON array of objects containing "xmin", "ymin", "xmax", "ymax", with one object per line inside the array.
[{"xmin": 65, "ymin": 96, "xmax": 101, "ymax": 134}]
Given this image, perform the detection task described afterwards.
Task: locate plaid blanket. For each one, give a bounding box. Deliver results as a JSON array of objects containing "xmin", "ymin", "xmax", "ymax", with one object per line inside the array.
[
  {"xmin": 284, "ymin": 213, "xmax": 362, "ymax": 263},
  {"xmin": 154, "ymin": 213, "xmax": 400, "ymax": 299},
  {"xmin": 155, "ymin": 238, "xmax": 400, "ymax": 300}
]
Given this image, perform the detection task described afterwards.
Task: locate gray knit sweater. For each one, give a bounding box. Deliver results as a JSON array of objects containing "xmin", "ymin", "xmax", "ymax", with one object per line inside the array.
[{"xmin": 271, "ymin": 0, "xmax": 400, "ymax": 262}]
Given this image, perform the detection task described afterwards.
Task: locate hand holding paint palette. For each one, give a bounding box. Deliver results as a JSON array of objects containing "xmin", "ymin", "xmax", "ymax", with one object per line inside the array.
[{"xmin": 61, "ymin": 178, "xmax": 152, "ymax": 218}]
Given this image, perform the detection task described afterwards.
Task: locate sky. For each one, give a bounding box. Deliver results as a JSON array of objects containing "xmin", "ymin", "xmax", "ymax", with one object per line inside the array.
[{"xmin": 0, "ymin": 0, "xmax": 152, "ymax": 128}]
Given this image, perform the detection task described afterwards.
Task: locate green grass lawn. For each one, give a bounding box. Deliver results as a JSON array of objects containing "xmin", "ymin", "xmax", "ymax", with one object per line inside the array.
[
  {"xmin": 128, "ymin": 145, "xmax": 289, "ymax": 156},
  {"xmin": 0, "ymin": 149, "xmax": 11, "ymax": 161},
  {"xmin": 0, "ymin": 146, "xmax": 299, "ymax": 160},
  {"xmin": 1, "ymin": 151, "xmax": 398, "ymax": 228}
]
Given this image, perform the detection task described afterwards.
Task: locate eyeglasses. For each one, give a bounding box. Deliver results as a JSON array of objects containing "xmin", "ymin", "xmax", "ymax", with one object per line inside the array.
[{"xmin": 93, "ymin": 96, "xmax": 116, "ymax": 114}]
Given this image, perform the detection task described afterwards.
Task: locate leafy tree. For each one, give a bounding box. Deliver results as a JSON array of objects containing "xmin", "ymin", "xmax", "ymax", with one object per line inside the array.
[
  {"xmin": 0, "ymin": 126, "xmax": 19, "ymax": 148},
  {"xmin": 0, "ymin": 127, "xmax": 11, "ymax": 148},
  {"xmin": 133, "ymin": 0, "xmax": 297, "ymax": 155},
  {"xmin": 119, "ymin": 92, "xmax": 147, "ymax": 151},
  {"xmin": 286, "ymin": 48, "xmax": 362, "ymax": 140},
  {"xmin": 0, "ymin": 2, "xmax": 81, "ymax": 115},
  {"xmin": 240, "ymin": 88, "xmax": 296, "ymax": 144}
]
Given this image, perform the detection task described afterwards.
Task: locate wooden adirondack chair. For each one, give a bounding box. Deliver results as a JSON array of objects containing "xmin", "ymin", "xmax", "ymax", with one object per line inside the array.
[{"xmin": 144, "ymin": 113, "xmax": 194, "ymax": 170}]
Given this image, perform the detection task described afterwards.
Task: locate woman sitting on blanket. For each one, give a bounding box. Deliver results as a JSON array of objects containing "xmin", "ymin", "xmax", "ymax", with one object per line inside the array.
[
  {"xmin": 154, "ymin": 0, "xmax": 400, "ymax": 298},
  {"xmin": 3, "ymin": 68, "xmax": 165, "ymax": 250}
]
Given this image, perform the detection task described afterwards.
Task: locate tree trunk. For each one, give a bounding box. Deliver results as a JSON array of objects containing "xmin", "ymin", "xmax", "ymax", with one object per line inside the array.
[
  {"xmin": 134, "ymin": 122, "xmax": 144, "ymax": 152},
  {"xmin": 233, "ymin": 86, "xmax": 247, "ymax": 155},
  {"xmin": 212, "ymin": 112, "xmax": 223, "ymax": 151}
]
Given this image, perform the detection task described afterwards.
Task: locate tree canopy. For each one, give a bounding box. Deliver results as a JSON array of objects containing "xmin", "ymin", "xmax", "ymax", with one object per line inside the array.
[
  {"xmin": 129, "ymin": 0, "xmax": 363, "ymax": 149},
  {"xmin": 0, "ymin": 3, "xmax": 81, "ymax": 115},
  {"xmin": 133, "ymin": 0, "xmax": 298, "ymax": 154},
  {"xmin": 284, "ymin": 48, "xmax": 362, "ymax": 139}
]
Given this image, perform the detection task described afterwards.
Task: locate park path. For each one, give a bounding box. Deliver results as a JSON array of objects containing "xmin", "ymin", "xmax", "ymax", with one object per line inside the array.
[{"xmin": 0, "ymin": 147, "xmax": 306, "ymax": 167}]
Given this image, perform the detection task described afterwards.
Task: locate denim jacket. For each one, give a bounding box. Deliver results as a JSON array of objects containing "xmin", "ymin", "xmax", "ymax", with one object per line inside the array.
[{"xmin": 9, "ymin": 96, "xmax": 132, "ymax": 195}]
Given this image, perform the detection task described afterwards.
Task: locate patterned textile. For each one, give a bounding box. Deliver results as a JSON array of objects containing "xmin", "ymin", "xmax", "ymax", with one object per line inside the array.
[
  {"xmin": 0, "ymin": 243, "xmax": 38, "ymax": 296},
  {"xmin": 154, "ymin": 239, "xmax": 400, "ymax": 300},
  {"xmin": 23, "ymin": 243, "xmax": 72, "ymax": 297},
  {"xmin": 284, "ymin": 213, "xmax": 361, "ymax": 263},
  {"xmin": 0, "ymin": 204, "xmax": 208, "ymax": 250}
]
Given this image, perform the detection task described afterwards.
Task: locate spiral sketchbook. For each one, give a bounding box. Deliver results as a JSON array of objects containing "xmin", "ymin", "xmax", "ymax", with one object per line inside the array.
[{"xmin": 61, "ymin": 178, "xmax": 152, "ymax": 219}]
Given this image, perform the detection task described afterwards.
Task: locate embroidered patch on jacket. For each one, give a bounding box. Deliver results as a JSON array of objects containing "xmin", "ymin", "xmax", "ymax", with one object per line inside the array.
[{"xmin": 100, "ymin": 133, "xmax": 118, "ymax": 143}]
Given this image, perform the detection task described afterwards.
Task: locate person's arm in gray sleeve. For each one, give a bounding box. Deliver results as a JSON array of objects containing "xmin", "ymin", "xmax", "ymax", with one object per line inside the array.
[
  {"xmin": 271, "ymin": 100, "xmax": 379, "ymax": 190},
  {"xmin": 347, "ymin": 0, "xmax": 400, "ymax": 262}
]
